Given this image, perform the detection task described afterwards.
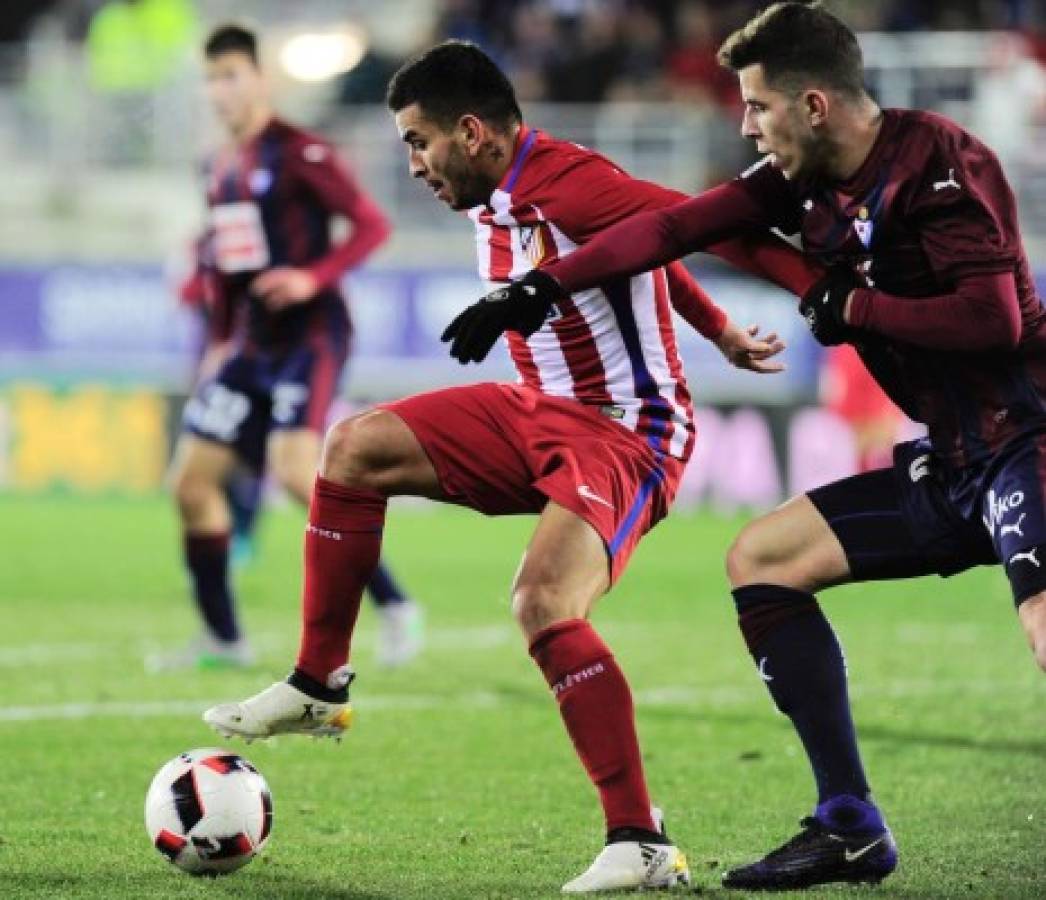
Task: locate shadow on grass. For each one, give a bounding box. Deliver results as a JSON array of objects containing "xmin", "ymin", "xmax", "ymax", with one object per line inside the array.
[
  {"xmin": 485, "ymin": 680, "xmax": 1046, "ymax": 759},
  {"xmin": 856, "ymin": 721, "xmax": 1046, "ymax": 758}
]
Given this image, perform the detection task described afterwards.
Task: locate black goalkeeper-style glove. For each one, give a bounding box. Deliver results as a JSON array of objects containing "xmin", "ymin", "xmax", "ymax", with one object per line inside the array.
[
  {"xmin": 441, "ymin": 268, "xmax": 564, "ymax": 364},
  {"xmin": 799, "ymin": 265, "xmax": 861, "ymax": 346}
]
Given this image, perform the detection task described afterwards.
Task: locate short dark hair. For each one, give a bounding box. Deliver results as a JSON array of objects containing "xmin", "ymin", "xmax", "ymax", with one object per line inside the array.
[
  {"xmin": 718, "ymin": 2, "xmax": 865, "ymax": 99},
  {"xmin": 204, "ymin": 24, "xmax": 259, "ymax": 66},
  {"xmin": 386, "ymin": 40, "xmax": 522, "ymax": 131}
]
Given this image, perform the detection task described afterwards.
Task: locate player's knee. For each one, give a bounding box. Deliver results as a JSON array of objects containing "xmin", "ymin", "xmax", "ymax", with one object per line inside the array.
[
  {"xmin": 1024, "ymin": 614, "xmax": 1046, "ymax": 673},
  {"xmin": 511, "ymin": 580, "xmax": 571, "ymax": 640},
  {"xmin": 726, "ymin": 524, "xmax": 770, "ymax": 588},
  {"xmin": 1026, "ymin": 629, "xmax": 1046, "ymax": 673},
  {"xmin": 171, "ymin": 469, "xmax": 218, "ymax": 520},
  {"xmin": 321, "ymin": 411, "xmax": 395, "ymax": 487}
]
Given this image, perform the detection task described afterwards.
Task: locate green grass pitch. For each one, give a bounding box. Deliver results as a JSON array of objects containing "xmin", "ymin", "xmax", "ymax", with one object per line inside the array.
[{"xmin": 0, "ymin": 494, "xmax": 1042, "ymax": 898}]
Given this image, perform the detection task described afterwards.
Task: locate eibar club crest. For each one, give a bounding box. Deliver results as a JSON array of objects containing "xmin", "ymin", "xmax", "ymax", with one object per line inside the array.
[{"xmin": 853, "ymin": 205, "xmax": 874, "ymax": 248}]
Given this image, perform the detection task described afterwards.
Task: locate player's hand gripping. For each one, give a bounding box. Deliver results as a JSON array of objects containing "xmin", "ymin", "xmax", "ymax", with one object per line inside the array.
[
  {"xmin": 715, "ymin": 321, "xmax": 786, "ymax": 373},
  {"xmin": 798, "ymin": 265, "xmax": 860, "ymax": 346},
  {"xmin": 441, "ymin": 268, "xmax": 564, "ymax": 364}
]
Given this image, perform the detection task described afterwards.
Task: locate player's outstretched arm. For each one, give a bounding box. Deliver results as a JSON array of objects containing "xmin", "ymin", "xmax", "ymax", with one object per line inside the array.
[
  {"xmin": 663, "ymin": 260, "xmax": 784, "ymax": 374},
  {"xmin": 543, "ymin": 182, "xmax": 770, "ymax": 294},
  {"xmin": 708, "ymin": 233, "xmax": 823, "ymax": 298}
]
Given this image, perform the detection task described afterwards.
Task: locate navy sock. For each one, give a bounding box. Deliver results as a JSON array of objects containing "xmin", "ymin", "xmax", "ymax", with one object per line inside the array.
[
  {"xmin": 366, "ymin": 560, "xmax": 407, "ymax": 607},
  {"xmin": 815, "ymin": 795, "xmax": 886, "ymax": 834},
  {"xmin": 184, "ymin": 533, "xmax": 239, "ymax": 642},
  {"xmin": 733, "ymin": 584, "xmax": 870, "ymax": 804}
]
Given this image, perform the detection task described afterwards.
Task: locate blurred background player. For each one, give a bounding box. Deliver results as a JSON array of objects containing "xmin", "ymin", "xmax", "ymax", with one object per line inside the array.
[
  {"xmin": 176, "ymin": 233, "xmax": 264, "ymax": 568},
  {"xmin": 157, "ymin": 23, "xmax": 423, "ymax": 671},
  {"xmin": 819, "ymin": 344, "xmax": 908, "ymax": 472},
  {"xmin": 203, "ymin": 39, "xmax": 795, "ymax": 894}
]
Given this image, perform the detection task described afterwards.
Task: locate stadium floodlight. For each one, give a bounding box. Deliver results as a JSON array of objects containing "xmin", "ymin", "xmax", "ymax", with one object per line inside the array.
[{"xmin": 278, "ymin": 28, "xmax": 367, "ymax": 83}]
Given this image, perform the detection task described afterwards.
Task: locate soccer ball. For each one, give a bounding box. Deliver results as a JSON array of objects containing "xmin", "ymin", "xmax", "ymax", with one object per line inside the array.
[{"xmin": 144, "ymin": 748, "xmax": 273, "ymax": 875}]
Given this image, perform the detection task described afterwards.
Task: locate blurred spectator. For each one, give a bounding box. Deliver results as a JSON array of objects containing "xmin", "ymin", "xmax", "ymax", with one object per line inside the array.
[
  {"xmin": 85, "ymin": 0, "xmax": 197, "ymax": 93},
  {"xmin": 83, "ymin": 0, "xmax": 198, "ymax": 164},
  {"xmin": 0, "ymin": 1, "xmax": 61, "ymax": 42},
  {"xmin": 433, "ymin": 0, "xmax": 492, "ymax": 47},
  {"xmin": 544, "ymin": 5, "xmax": 621, "ymax": 103},
  {"xmin": 665, "ymin": 1, "xmax": 737, "ymax": 109},
  {"xmin": 335, "ymin": 46, "xmax": 402, "ymax": 106},
  {"xmin": 500, "ymin": 2, "xmax": 558, "ymax": 102},
  {"xmin": 973, "ymin": 31, "xmax": 1046, "ymax": 165},
  {"xmin": 416, "ymin": 0, "xmax": 1012, "ymax": 108},
  {"xmin": 607, "ymin": 5, "xmax": 669, "ymax": 101}
]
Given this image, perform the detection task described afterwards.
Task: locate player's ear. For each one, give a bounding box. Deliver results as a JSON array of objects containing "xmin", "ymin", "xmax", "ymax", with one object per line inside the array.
[
  {"xmin": 458, "ymin": 114, "xmax": 486, "ymax": 156},
  {"xmin": 802, "ymin": 89, "xmax": 829, "ymax": 127}
]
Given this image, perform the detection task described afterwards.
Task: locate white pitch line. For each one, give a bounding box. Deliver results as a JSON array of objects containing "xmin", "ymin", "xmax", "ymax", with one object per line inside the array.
[
  {"xmin": 0, "ymin": 626, "xmax": 517, "ymax": 669},
  {"xmin": 0, "ymin": 643, "xmax": 108, "ymax": 666},
  {"xmin": 0, "ymin": 692, "xmax": 503, "ymax": 723},
  {"xmin": 0, "ymin": 678, "xmax": 1034, "ymax": 724}
]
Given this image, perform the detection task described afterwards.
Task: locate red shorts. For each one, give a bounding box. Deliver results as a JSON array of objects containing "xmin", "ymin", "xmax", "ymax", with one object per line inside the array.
[{"xmin": 380, "ymin": 383, "xmax": 684, "ymax": 583}]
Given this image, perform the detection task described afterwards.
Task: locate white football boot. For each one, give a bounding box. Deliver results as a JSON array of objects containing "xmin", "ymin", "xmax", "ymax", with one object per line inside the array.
[
  {"xmin": 203, "ymin": 680, "xmax": 351, "ymax": 741},
  {"xmin": 561, "ymin": 808, "xmax": 690, "ymax": 893},
  {"xmin": 376, "ymin": 598, "xmax": 425, "ymax": 668}
]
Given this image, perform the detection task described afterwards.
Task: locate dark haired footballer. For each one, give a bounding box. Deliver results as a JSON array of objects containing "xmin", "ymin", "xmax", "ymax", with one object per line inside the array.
[
  {"xmin": 451, "ymin": 2, "xmax": 1046, "ymax": 891},
  {"xmin": 163, "ymin": 24, "xmax": 422, "ymax": 672},
  {"xmin": 202, "ymin": 38, "xmax": 824, "ymax": 893}
]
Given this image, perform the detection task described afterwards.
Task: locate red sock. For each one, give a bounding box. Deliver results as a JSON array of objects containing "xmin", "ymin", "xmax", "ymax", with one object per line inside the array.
[
  {"xmin": 529, "ymin": 619, "xmax": 656, "ymax": 833},
  {"xmin": 295, "ymin": 476, "xmax": 386, "ymax": 685}
]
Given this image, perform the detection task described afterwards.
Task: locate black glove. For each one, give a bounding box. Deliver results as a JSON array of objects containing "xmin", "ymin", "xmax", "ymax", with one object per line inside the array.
[
  {"xmin": 441, "ymin": 268, "xmax": 563, "ymax": 364},
  {"xmin": 799, "ymin": 266, "xmax": 860, "ymax": 346}
]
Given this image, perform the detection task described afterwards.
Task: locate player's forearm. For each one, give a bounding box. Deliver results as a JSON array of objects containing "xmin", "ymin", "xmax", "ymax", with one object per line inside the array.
[
  {"xmin": 665, "ymin": 261, "xmax": 726, "ymax": 339},
  {"xmin": 546, "ymin": 183, "xmax": 762, "ymax": 293},
  {"xmin": 708, "ymin": 233, "xmax": 823, "ymax": 297},
  {"xmin": 308, "ymin": 200, "xmax": 391, "ymax": 290},
  {"xmin": 849, "ymin": 271, "xmax": 1021, "ymax": 351}
]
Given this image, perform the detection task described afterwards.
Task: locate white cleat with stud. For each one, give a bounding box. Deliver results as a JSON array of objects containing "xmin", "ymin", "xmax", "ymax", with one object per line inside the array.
[
  {"xmin": 203, "ymin": 680, "xmax": 352, "ymax": 741},
  {"xmin": 561, "ymin": 809, "xmax": 690, "ymax": 893}
]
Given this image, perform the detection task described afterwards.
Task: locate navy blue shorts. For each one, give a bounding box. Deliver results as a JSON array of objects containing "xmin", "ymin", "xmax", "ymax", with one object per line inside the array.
[
  {"xmin": 808, "ymin": 434, "xmax": 1046, "ymax": 605},
  {"xmin": 182, "ymin": 343, "xmax": 346, "ymax": 471}
]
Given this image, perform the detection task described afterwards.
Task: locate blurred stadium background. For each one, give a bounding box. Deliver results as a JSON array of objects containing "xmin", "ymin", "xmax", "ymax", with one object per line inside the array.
[{"xmin": 1, "ymin": 0, "xmax": 1045, "ymax": 506}]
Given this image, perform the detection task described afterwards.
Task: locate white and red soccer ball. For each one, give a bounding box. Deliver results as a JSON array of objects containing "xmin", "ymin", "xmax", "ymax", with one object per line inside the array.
[{"xmin": 144, "ymin": 748, "xmax": 272, "ymax": 875}]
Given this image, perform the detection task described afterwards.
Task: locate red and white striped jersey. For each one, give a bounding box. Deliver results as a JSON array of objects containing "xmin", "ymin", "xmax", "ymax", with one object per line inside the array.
[{"xmin": 469, "ymin": 127, "xmax": 700, "ymax": 460}]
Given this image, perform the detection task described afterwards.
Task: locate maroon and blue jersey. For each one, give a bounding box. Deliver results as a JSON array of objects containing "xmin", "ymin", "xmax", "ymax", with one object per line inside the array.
[
  {"xmin": 737, "ymin": 109, "xmax": 1046, "ymax": 470},
  {"xmin": 203, "ymin": 117, "xmax": 389, "ymax": 354}
]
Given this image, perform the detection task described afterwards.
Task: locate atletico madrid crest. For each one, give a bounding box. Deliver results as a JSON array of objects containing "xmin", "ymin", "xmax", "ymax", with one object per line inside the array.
[{"xmin": 520, "ymin": 225, "xmax": 546, "ymax": 266}]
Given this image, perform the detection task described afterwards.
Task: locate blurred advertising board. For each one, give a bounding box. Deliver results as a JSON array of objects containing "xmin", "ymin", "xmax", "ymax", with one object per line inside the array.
[
  {"xmin": 0, "ymin": 263, "xmax": 822, "ymax": 401},
  {"xmin": 0, "ymin": 263, "xmax": 930, "ymax": 497}
]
